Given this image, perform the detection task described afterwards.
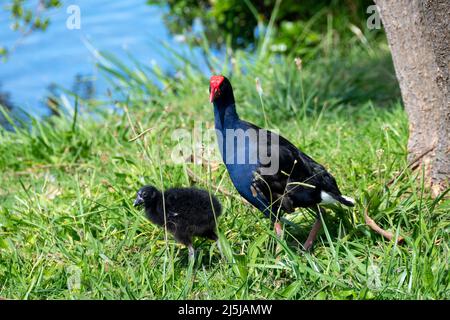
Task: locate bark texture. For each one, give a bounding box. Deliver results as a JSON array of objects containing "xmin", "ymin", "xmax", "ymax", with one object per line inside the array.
[{"xmin": 374, "ymin": 0, "xmax": 449, "ymax": 196}]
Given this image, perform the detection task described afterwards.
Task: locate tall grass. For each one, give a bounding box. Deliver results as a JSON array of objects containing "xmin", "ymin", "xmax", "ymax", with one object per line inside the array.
[{"xmin": 0, "ymin": 26, "xmax": 449, "ymax": 300}]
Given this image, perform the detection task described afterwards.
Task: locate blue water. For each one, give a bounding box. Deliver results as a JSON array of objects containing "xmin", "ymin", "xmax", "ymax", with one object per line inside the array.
[{"xmin": 0, "ymin": 0, "xmax": 204, "ymax": 117}]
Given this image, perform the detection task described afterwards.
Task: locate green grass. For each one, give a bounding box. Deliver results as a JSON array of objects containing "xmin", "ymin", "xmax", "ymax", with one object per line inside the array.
[{"xmin": 0, "ymin": 41, "xmax": 449, "ymax": 300}]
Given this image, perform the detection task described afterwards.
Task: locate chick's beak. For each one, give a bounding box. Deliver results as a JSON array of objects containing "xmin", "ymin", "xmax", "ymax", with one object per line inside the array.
[{"xmin": 133, "ymin": 195, "xmax": 144, "ymax": 207}]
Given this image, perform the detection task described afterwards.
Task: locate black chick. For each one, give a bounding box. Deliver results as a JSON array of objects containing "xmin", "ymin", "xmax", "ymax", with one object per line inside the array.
[{"xmin": 134, "ymin": 185, "xmax": 222, "ymax": 259}]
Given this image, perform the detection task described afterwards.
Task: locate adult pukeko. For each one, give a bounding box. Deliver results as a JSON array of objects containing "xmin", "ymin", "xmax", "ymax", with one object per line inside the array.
[{"xmin": 209, "ymin": 75, "xmax": 355, "ymax": 250}]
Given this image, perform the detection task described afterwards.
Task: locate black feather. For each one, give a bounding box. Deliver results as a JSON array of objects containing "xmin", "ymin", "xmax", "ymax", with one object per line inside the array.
[{"xmin": 134, "ymin": 185, "xmax": 222, "ymax": 248}]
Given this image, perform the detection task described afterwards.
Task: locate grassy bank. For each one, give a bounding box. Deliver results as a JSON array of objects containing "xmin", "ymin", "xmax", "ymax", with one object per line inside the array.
[{"xmin": 0, "ymin": 43, "xmax": 449, "ymax": 299}]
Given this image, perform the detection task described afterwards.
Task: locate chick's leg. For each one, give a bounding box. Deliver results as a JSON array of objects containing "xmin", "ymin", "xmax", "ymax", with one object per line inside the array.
[
  {"xmin": 188, "ymin": 245, "xmax": 195, "ymax": 260},
  {"xmin": 175, "ymin": 232, "xmax": 195, "ymax": 260}
]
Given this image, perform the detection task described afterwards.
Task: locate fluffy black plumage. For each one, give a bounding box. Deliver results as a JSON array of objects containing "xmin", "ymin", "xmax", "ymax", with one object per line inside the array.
[{"xmin": 134, "ymin": 185, "xmax": 222, "ymax": 257}]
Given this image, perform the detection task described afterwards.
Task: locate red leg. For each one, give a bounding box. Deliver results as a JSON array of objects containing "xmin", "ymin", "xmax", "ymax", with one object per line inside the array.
[
  {"xmin": 303, "ymin": 218, "xmax": 322, "ymax": 251},
  {"xmin": 274, "ymin": 221, "xmax": 283, "ymax": 237},
  {"xmin": 303, "ymin": 208, "xmax": 324, "ymax": 251}
]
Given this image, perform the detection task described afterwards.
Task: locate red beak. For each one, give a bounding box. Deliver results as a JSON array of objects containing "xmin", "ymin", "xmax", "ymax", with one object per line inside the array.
[
  {"xmin": 209, "ymin": 88, "xmax": 217, "ymax": 103},
  {"xmin": 209, "ymin": 75, "xmax": 225, "ymax": 103}
]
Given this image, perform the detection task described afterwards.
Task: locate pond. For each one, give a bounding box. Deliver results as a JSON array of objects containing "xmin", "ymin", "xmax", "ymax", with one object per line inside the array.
[{"xmin": 0, "ymin": 0, "xmax": 206, "ymax": 118}]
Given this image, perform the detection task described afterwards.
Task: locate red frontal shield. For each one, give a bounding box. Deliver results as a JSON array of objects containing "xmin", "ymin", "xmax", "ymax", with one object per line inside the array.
[{"xmin": 209, "ymin": 75, "xmax": 224, "ymax": 102}]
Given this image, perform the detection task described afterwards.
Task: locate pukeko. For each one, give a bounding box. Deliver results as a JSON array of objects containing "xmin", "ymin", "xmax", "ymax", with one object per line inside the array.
[
  {"xmin": 134, "ymin": 185, "xmax": 222, "ymax": 259},
  {"xmin": 209, "ymin": 75, "xmax": 355, "ymax": 250}
]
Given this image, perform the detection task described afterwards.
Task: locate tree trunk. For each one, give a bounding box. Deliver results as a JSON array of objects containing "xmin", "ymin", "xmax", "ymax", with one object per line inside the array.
[{"xmin": 374, "ymin": 0, "xmax": 449, "ymax": 196}]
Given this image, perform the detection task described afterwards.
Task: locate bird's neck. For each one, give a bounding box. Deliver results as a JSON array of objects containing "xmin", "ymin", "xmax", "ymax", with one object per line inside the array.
[{"xmin": 214, "ymin": 101, "xmax": 239, "ymax": 130}]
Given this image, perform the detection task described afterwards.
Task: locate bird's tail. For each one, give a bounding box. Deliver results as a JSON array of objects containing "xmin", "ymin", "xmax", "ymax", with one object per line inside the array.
[
  {"xmin": 335, "ymin": 195, "xmax": 355, "ymax": 207},
  {"xmin": 320, "ymin": 191, "xmax": 356, "ymax": 207}
]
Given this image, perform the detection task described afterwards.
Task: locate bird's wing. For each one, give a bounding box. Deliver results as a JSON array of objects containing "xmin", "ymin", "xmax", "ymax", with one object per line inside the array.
[
  {"xmin": 163, "ymin": 192, "xmax": 186, "ymax": 220},
  {"xmin": 242, "ymin": 121, "xmax": 342, "ymax": 211},
  {"xmin": 164, "ymin": 190, "xmax": 215, "ymax": 224},
  {"xmin": 291, "ymin": 148, "xmax": 342, "ymax": 196}
]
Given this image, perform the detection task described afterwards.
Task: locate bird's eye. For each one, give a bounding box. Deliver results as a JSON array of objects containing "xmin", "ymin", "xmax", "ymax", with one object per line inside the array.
[{"xmin": 142, "ymin": 192, "xmax": 147, "ymax": 197}]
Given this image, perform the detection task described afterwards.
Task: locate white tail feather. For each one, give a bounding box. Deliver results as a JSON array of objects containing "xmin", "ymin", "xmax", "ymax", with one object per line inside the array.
[
  {"xmin": 341, "ymin": 195, "xmax": 355, "ymax": 205},
  {"xmin": 320, "ymin": 191, "xmax": 355, "ymax": 206},
  {"xmin": 320, "ymin": 191, "xmax": 337, "ymax": 204}
]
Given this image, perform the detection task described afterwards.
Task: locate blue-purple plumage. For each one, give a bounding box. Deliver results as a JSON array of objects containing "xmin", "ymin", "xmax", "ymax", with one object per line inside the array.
[{"xmin": 210, "ymin": 76, "xmax": 354, "ymax": 224}]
